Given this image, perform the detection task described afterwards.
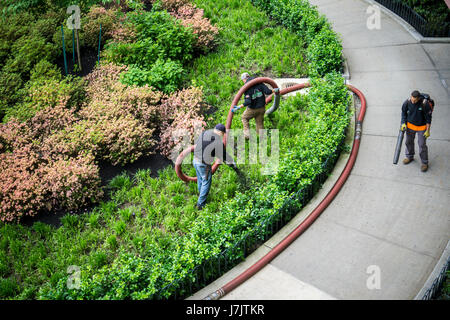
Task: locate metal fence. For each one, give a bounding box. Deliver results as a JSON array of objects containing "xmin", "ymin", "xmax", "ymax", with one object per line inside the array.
[
  {"xmin": 151, "ymin": 125, "xmax": 348, "ymax": 300},
  {"xmin": 374, "ymin": 0, "xmax": 450, "ymax": 37},
  {"xmin": 420, "ymin": 255, "xmax": 450, "ymax": 300}
]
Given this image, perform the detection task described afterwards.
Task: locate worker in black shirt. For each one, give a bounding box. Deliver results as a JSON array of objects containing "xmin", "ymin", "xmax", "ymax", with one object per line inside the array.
[
  {"xmin": 232, "ymin": 72, "xmax": 279, "ymax": 139},
  {"xmin": 401, "ymin": 90, "xmax": 432, "ymax": 172},
  {"xmin": 193, "ymin": 124, "xmax": 237, "ymax": 210}
]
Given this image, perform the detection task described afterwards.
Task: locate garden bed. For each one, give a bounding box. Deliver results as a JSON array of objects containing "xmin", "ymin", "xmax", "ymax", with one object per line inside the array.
[{"xmin": 0, "ymin": 0, "xmax": 349, "ymax": 300}]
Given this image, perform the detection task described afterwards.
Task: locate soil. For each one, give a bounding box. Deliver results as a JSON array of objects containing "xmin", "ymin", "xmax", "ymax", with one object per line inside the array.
[
  {"xmin": 98, "ymin": 153, "xmax": 173, "ymax": 186},
  {"xmin": 21, "ymin": 152, "xmax": 174, "ymax": 228},
  {"xmin": 55, "ymin": 46, "xmax": 99, "ymax": 78}
]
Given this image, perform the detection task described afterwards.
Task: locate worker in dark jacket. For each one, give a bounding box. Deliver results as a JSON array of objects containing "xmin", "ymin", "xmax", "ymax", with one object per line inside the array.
[
  {"xmin": 401, "ymin": 90, "xmax": 432, "ymax": 172},
  {"xmin": 193, "ymin": 124, "xmax": 237, "ymax": 210},
  {"xmin": 232, "ymin": 72, "xmax": 278, "ymax": 139}
]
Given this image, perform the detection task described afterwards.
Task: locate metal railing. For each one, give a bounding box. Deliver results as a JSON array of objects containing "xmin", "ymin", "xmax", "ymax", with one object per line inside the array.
[
  {"xmin": 374, "ymin": 0, "xmax": 450, "ymax": 37},
  {"xmin": 421, "ymin": 255, "xmax": 450, "ymax": 300},
  {"xmin": 151, "ymin": 124, "xmax": 348, "ymax": 300}
]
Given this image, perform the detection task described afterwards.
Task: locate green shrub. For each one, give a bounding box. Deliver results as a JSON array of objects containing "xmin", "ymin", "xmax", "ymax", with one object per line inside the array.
[
  {"xmin": 3, "ymin": 34, "xmax": 57, "ymax": 77},
  {"xmin": 307, "ymin": 26, "xmax": 343, "ymax": 76},
  {"xmin": 1, "ymin": 0, "xmax": 47, "ymax": 15},
  {"xmin": 29, "ymin": 59, "xmax": 62, "ymax": 81},
  {"xmin": 0, "ymin": 72, "xmax": 24, "ymax": 119},
  {"xmin": 0, "ymin": 39, "xmax": 9, "ymax": 69},
  {"xmin": 104, "ymin": 8, "xmax": 195, "ymax": 68},
  {"xmin": 81, "ymin": 6, "xmax": 120, "ymax": 49},
  {"xmin": 132, "ymin": 9, "xmax": 195, "ymax": 63},
  {"xmin": 32, "ymin": 10, "xmax": 64, "ymax": 42},
  {"xmin": 0, "ymin": 12, "xmax": 36, "ymax": 42},
  {"xmin": 120, "ymin": 59, "xmax": 184, "ymax": 93},
  {"xmin": 250, "ymin": 0, "xmax": 343, "ymax": 76},
  {"xmin": 0, "ymin": 251, "xmax": 9, "ymax": 277},
  {"xmin": 4, "ymin": 75, "xmax": 86, "ymax": 122}
]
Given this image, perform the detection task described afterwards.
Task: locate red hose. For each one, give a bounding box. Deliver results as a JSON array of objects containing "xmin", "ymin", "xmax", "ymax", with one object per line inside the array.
[
  {"xmin": 203, "ymin": 83, "xmax": 367, "ymax": 299},
  {"xmin": 175, "ymin": 77, "xmax": 280, "ymax": 182}
]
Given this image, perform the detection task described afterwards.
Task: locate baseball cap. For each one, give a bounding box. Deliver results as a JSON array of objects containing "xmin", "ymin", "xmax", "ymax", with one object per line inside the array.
[
  {"xmin": 240, "ymin": 72, "xmax": 250, "ymax": 81},
  {"xmin": 215, "ymin": 123, "xmax": 226, "ymax": 133}
]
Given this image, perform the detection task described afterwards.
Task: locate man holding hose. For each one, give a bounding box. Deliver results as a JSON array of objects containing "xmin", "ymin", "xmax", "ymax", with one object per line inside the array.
[
  {"xmin": 193, "ymin": 124, "xmax": 237, "ymax": 210},
  {"xmin": 232, "ymin": 72, "xmax": 279, "ymax": 139}
]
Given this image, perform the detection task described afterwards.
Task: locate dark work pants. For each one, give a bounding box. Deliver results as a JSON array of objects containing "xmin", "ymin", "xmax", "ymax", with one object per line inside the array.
[{"xmin": 405, "ymin": 127, "xmax": 428, "ymax": 164}]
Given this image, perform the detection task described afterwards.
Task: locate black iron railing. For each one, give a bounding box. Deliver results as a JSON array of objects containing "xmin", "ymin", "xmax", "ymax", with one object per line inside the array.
[
  {"xmin": 374, "ymin": 0, "xmax": 450, "ymax": 37},
  {"xmin": 420, "ymin": 255, "xmax": 450, "ymax": 300}
]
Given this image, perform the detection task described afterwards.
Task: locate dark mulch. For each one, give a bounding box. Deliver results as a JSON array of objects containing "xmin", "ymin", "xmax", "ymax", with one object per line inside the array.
[
  {"xmin": 99, "ymin": 153, "xmax": 174, "ymax": 187},
  {"xmin": 21, "ymin": 152, "xmax": 173, "ymax": 228},
  {"xmin": 55, "ymin": 46, "xmax": 99, "ymax": 78}
]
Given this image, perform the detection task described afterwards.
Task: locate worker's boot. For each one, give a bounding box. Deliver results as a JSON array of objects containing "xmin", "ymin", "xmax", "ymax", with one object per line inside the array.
[
  {"xmin": 421, "ymin": 164, "xmax": 428, "ymax": 172},
  {"xmin": 402, "ymin": 158, "xmax": 414, "ymax": 165}
]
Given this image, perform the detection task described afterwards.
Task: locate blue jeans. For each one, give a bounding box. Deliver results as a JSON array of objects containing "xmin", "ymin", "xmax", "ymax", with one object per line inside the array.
[{"xmin": 193, "ymin": 159, "xmax": 212, "ymax": 208}]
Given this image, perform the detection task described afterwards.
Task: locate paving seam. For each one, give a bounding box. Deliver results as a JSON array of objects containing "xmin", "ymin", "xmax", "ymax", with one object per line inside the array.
[
  {"xmin": 349, "ymin": 173, "xmax": 450, "ymax": 192},
  {"xmin": 361, "ymin": 133, "xmax": 450, "ymax": 142},
  {"xmin": 343, "ymin": 42, "xmax": 425, "ymax": 50},
  {"xmin": 317, "ymin": 216, "xmax": 443, "ymax": 260},
  {"xmin": 419, "ymin": 44, "xmax": 450, "ymax": 97},
  {"xmin": 349, "ymin": 68, "xmax": 438, "ymax": 73}
]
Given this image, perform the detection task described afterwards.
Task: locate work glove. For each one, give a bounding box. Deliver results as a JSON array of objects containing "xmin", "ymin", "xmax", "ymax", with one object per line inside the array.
[
  {"xmin": 231, "ymin": 105, "xmax": 240, "ymax": 113},
  {"xmin": 401, "ymin": 123, "xmax": 407, "ymax": 132},
  {"xmin": 273, "ymin": 88, "xmax": 280, "ymax": 94},
  {"xmin": 424, "ymin": 129, "xmax": 430, "ymax": 138}
]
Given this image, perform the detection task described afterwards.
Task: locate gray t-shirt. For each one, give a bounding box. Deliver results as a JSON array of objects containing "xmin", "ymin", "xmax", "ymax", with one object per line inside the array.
[{"xmin": 194, "ymin": 129, "xmax": 234, "ymax": 166}]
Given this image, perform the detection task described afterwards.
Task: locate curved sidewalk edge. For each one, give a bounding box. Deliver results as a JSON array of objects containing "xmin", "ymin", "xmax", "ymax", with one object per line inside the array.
[
  {"xmin": 362, "ymin": 0, "xmax": 450, "ymax": 44},
  {"xmin": 187, "ymin": 79, "xmax": 357, "ymax": 300},
  {"xmin": 414, "ymin": 240, "xmax": 450, "ymax": 300}
]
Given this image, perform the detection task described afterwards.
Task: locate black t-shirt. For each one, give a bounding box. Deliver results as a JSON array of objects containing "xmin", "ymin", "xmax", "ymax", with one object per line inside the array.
[
  {"xmin": 194, "ymin": 129, "xmax": 234, "ymax": 166},
  {"xmin": 243, "ymin": 77, "xmax": 273, "ymax": 109}
]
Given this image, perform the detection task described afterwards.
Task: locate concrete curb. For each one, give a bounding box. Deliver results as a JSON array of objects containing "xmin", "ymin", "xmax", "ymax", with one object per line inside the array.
[
  {"xmin": 187, "ymin": 80, "xmax": 357, "ymax": 300},
  {"xmin": 362, "ymin": 0, "xmax": 450, "ymax": 44},
  {"xmin": 414, "ymin": 240, "xmax": 450, "ymax": 300}
]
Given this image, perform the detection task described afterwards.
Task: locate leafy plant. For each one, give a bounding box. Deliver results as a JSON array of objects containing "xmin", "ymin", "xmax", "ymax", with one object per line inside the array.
[{"xmin": 120, "ymin": 59, "xmax": 184, "ymax": 93}]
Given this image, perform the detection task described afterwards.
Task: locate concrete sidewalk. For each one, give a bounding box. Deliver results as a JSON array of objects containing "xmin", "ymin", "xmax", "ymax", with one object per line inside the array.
[{"xmin": 191, "ymin": 0, "xmax": 450, "ymax": 300}]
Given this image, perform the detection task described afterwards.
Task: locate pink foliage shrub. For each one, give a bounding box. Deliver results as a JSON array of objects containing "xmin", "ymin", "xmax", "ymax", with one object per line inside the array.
[
  {"xmin": 82, "ymin": 6, "xmax": 117, "ymax": 48},
  {"xmin": 78, "ymin": 63, "xmax": 165, "ymax": 165},
  {"xmin": 0, "ymin": 99, "xmax": 77, "ymax": 152},
  {"xmin": 0, "ymin": 55, "xmax": 210, "ymax": 221},
  {"xmin": 0, "ymin": 63, "xmax": 166, "ymax": 221},
  {"xmin": 82, "ymin": 5, "xmax": 137, "ymax": 47},
  {"xmin": 86, "ymin": 63, "xmax": 163, "ymax": 129},
  {"xmin": 158, "ymin": 86, "xmax": 207, "ymax": 158},
  {"xmin": 159, "ymin": 0, "xmax": 219, "ymax": 52},
  {"xmin": 0, "ymin": 147, "xmax": 102, "ymax": 222},
  {"xmin": 157, "ymin": 0, "xmax": 190, "ymax": 11},
  {"xmin": 109, "ymin": 23, "xmax": 137, "ymax": 44}
]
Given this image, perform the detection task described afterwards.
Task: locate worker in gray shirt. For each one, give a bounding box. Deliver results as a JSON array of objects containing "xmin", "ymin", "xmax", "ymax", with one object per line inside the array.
[{"xmin": 193, "ymin": 124, "xmax": 237, "ymax": 210}]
